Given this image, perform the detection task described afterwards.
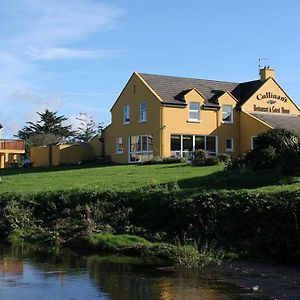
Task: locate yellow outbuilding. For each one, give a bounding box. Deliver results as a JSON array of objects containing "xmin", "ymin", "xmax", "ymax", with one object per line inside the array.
[
  {"xmin": 103, "ymin": 67, "xmax": 300, "ymax": 164},
  {"xmin": 0, "ymin": 126, "xmax": 25, "ymax": 168}
]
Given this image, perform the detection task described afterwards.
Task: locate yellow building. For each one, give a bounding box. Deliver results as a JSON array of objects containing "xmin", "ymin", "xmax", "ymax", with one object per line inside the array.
[
  {"xmin": 104, "ymin": 67, "xmax": 300, "ymax": 164},
  {"xmin": 0, "ymin": 126, "xmax": 25, "ymax": 168}
]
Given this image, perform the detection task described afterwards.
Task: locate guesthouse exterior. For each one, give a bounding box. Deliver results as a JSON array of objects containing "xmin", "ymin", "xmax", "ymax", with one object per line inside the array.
[{"xmin": 103, "ymin": 67, "xmax": 300, "ymax": 163}]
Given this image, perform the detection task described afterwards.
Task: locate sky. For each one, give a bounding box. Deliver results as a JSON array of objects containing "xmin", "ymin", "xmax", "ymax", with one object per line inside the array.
[{"xmin": 1, "ymin": 0, "xmax": 300, "ymax": 138}]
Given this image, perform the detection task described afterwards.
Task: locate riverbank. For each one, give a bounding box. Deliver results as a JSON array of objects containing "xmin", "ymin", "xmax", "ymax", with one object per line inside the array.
[{"xmin": 0, "ymin": 179, "xmax": 300, "ymax": 266}]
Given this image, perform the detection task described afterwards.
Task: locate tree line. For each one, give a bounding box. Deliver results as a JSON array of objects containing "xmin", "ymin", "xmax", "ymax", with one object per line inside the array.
[{"xmin": 17, "ymin": 109, "xmax": 102, "ymax": 149}]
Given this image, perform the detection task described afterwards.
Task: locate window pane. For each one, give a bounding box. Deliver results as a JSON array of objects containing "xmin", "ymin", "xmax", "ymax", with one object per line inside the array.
[
  {"xmin": 141, "ymin": 136, "xmax": 148, "ymax": 151},
  {"xmin": 190, "ymin": 102, "xmax": 199, "ymax": 110},
  {"xmin": 130, "ymin": 136, "xmax": 140, "ymax": 152},
  {"xmin": 223, "ymin": 112, "xmax": 231, "ymax": 122},
  {"xmin": 189, "ymin": 111, "xmax": 199, "ymax": 120},
  {"xmin": 140, "ymin": 111, "xmax": 147, "ymax": 121},
  {"xmin": 252, "ymin": 137, "xmax": 258, "ymax": 149},
  {"xmin": 189, "ymin": 102, "xmax": 200, "ymax": 120},
  {"xmin": 140, "ymin": 102, "xmax": 147, "ymax": 121},
  {"xmin": 116, "ymin": 137, "xmax": 123, "ymax": 153},
  {"xmin": 183, "ymin": 135, "xmax": 193, "ymax": 151},
  {"xmin": 226, "ymin": 139, "xmax": 232, "ymax": 150},
  {"xmin": 171, "ymin": 135, "xmax": 181, "ymax": 151},
  {"xmin": 124, "ymin": 105, "xmax": 130, "ymax": 122},
  {"xmin": 140, "ymin": 102, "xmax": 147, "ymax": 111},
  {"xmin": 195, "ymin": 136, "xmax": 205, "ymax": 150},
  {"xmin": 130, "ymin": 153, "xmax": 140, "ymax": 162},
  {"xmin": 206, "ymin": 136, "xmax": 216, "ymax": 152},
  {"xmin": 148, "ymin": 136, "xmax": 153, "ymax": 151},
  {"xmin": 222, "ymin": 105, "xmax": 232, "ymax": 122}
]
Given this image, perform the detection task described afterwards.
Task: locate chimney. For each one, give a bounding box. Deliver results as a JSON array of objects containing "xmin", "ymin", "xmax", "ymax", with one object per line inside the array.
[{"xmin": 260, "ymin": 66, "xmax": 275, "ymax": 81}]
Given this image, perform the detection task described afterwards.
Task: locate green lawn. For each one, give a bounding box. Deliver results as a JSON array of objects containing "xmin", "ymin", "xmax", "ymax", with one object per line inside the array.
[{"xmin": 0, "ymin": 163, "xmax": 299, "ymax": 195}]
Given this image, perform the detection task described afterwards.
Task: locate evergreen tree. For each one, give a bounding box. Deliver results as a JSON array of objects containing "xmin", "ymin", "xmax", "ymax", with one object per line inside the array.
[{"xmin": 18, "ymin": 109, "xmax": 73, "ymax": 143}]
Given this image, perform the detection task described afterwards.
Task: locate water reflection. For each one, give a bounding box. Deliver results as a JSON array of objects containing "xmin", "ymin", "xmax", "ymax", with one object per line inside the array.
[{"xmin": 0, "ymin": 243, "xmax": 266, "ymax": 300}]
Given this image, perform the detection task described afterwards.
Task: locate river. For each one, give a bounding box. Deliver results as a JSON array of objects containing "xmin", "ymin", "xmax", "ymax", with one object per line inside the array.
[{"xmin": 0, "ymin": 243, "xmax": 296, "ymax": 299}]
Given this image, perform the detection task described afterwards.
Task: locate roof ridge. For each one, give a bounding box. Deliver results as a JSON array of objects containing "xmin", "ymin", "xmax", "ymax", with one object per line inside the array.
[{"xmin": 138, "ymin": 72, "xmax": 240, "ymax": 85}]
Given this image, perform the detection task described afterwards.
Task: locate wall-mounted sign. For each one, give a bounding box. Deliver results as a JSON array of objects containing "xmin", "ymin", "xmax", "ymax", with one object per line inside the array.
[
  {"xmin": 253, "ymin": 105, "xmax": 290, "ymax": 114},
  {"xmin": 256, "ymin": 92, "xmax": 288, "ymax": 103}
]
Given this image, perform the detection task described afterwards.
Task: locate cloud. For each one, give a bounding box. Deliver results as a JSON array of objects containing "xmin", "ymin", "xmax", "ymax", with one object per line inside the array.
[
  {"xmin": 0, "ymin": 0, "xmax": 124, "ymax": 47},
  {"xmin": 26, "ymin": 47, "xmax": 115, "ymax": 60},
  {"xmin": 0, "ymin": 52, "xmax": 33, "ymax": 91},
  {"xmin": 0, "ymin": 1, "xmax": 124, "ymax": 137}
]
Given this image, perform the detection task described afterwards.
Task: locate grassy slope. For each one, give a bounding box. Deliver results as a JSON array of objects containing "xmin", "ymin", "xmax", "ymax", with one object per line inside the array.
[{"xmin": 0, "ymin": 163, "xmax": 299, "ymax": 195}]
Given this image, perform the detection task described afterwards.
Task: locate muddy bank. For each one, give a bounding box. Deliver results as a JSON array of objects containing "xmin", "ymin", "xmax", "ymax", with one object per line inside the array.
[{"xmin": 214, "ymin": 260, "xmax": 300, "ymax": 299}]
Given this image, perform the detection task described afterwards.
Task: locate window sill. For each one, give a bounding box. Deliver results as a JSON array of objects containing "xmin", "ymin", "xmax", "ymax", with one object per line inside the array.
[
  {"xmin": 222, "ymin": 121, "xmax": 234, "ymax": 124},
  {"xmin": 225, "ymin": 149, "xmax": 234, "ymax": 152},
  {"xmin": 138, "ymin": 120, "xmax": 147, "ymax": 123},
  {"xmin": 115, "ymin": 152, "xmax": 124, "ymax": 155},
  {"xmin": 122, "ymin": 122, "xmax": 130, "ymax": 125},
  {"xmin": 187, "ymin": 119, "xmax": 201, "ymax": 123}
]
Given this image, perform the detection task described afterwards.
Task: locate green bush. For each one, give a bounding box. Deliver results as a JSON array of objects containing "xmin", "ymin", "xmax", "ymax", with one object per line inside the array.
[
  {"xmin": 226, "ymin": 155, "xmax": 246, "ymax": 170},
  {"xmin": 217, "ymin": 154, "xmax": 231, "ymax": 165},
  {"xmin": 192, "ymin": 150, "xmax": 221, "ymax": 166},
  {"xmin": 192, "ymin": 150, "xmax": 219, "ymax": 166},
  {"xmin": 1, "ymin": 185, "xmax": 300, "ymax": 262},
  {"xmin": 192, "ymin": 149, "xmax": 208, "ymax": 166},
  {"xmin": 245, "ymin": 129, "xmax": 300, "ymax": 173},
  {"xmin": 205, "ymin": 156, "xmax": 219, "ymax": 166},
  {"xmin": 142, "ymin": 156, "xmax": 186, "ymax": 165}
]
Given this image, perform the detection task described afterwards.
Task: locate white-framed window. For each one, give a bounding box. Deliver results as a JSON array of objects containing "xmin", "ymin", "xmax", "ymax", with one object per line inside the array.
[
  {"xmin": 116, "ymin": 137, "xmax": 123, "ymax": 154},
  {"xmin": 129, "ymin": 135, "xmax": 153, "ymax": 163},
  {"xmin": 170, "ymin": 134, "xmax": 217, "ymax": 159},
  {"xmin": 222, "ymin": 105, "xmax": 233, "ymax": 123},
  {"xmin": 225, "ymin": 138, "xmax": 234, "ymax": 152},
  {"xmin": 251, "ymin": 136, "xmax": 258, "ymax": 150},
  {"xmin": 139, "ymin": 102, "xmax": 147, "ymax": 122},
  {"xmin": 123, "ymin": 105, "xmax": 130, "ymax": 124},
  {"xmin": 189, "ymin": 102, "xmax": 200, "ymax": 121}
]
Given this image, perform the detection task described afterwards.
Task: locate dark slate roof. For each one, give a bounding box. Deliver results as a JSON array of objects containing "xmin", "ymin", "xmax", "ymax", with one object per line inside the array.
[
  {"xmin": 251, "ymin": 113, "xmax": 300, "ymax": 131},
  {"xmin": 231, "ymin": 80, "xmax": 265, "ymax": 106},
  {"xmin": 139, "ymin": 73, "xmax": 239, "ymax": 106}
]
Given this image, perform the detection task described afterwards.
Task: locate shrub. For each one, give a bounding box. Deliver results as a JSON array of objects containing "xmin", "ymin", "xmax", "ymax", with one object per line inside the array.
[
  {"xmin": 217, "ymin": 154, "xmax": 231, "ymax": 165},
  {"xmin": 1, "ymin": 185, "xmax": 300, "ymax": 262},
  {"xmin": 245, "ymin": 128, "xmax": 300, "ymax": 174},
  {"xmin": 192, "ymin": 150, "xmax": 219, "ymax": 166},
  {"xmin": 192, "ymin": 149, "xmax": 209, "ymax": 166},
  {"xmin": 142, "ymin": 156, "xmax": 186, "ymax": 165},
  {"xmin": 204, "ymin": 156, "xmax": 219, "ymax": 166},
  {"xmin": 226, "ymin": 155, "xmax": 246, "ymax": 170},
  {"xmin": 162, "ymin": 157, "xmax": 186, "ymax": 164}
]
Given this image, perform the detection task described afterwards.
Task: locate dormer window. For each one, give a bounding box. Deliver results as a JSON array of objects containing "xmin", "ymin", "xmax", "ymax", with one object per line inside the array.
[
  {"xmin": 222, "ymin": 105, "xmax": 233, "ymax": 123},
  {"xmin": 123, "ymin": 105, "xmax": 130, "ymax": 124},
  {"xmin": 189, "ymin": 102, "xmax": 200, "ymax": 121}
]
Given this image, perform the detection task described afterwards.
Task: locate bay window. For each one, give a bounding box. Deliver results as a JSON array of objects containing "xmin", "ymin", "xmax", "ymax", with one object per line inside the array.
[{"xmin": 129, "ymin": 135, "xmax": 153, "ymax": 162}]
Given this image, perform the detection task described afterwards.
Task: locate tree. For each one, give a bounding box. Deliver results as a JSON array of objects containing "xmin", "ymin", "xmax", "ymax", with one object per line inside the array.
[
  {"xmin": 73, "ymin": 113, "xmax": 101, "ymax": 142},
  {"xmin": 18, "ymin": 109, "xmax": 73, "ymax": 144}
]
